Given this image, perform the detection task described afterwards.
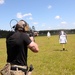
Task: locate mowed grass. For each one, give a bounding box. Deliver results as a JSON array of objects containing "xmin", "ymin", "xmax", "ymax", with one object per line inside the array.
[{"xmin": 0, "ymin": 34, "xmax": 75, "ymax": 75}]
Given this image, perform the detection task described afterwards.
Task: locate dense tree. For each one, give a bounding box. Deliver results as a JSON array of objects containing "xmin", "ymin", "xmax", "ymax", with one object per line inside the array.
[{"xmin": 0, "ymin": 29, "xmax": 75, "ymax": 38}]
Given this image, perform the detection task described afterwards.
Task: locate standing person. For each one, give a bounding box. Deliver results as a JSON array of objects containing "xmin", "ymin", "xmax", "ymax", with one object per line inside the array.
[
  {"xmin": 0, "ymin": 20, "xmax": 39, "ymax": 75},
  {"xmin": 47, "ymin": 31, "xmax": 51, "ymax": 39},
  {"xmin": 59, "ymin": 30, "xmax": 67, "ymax": 50}
]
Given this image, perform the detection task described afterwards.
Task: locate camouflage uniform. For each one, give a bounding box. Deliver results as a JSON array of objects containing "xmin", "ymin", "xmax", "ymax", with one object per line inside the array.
[
  {"xmin": 0, "ymin": 63, "xmax": 33, "ymax": 75},
  {"xmin": 0, "ymin": 63, "xmax": 27, "ymax": 75}
]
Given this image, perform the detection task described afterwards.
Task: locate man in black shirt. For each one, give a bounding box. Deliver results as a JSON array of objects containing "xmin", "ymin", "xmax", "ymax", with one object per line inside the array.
[{"xmin": 5, "ymin": 20, "xmax": 39, "ymax": 75}]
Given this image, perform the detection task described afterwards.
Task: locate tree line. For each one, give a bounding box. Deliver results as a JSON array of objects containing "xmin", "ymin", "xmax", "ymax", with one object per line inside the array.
[
  {"xmin": 0, "ymin": 30, "xmax": 12, "ymax": 38},
  {"xmin": 0, "ymin": 29, "xmax": 75, "ymax": 38},
  {"xmin": 38, "ymin": 29, "xmax": 75, "ymax": 36}
]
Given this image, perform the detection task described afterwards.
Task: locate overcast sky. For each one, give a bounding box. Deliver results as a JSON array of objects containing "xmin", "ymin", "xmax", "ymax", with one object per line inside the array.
[{"xmin": 0, "ymin": 0, "xmax": 75, "ymax": 31}]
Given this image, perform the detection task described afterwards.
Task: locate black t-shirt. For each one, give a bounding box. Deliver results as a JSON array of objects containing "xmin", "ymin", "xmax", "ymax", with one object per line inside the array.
[{"xmin": 6, "ymin": 31, "xmax": 31, "ymax": 66}]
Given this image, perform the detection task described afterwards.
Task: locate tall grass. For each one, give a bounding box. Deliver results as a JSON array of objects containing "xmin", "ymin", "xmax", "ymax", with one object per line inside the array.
[
  {"xmin": 0, "ymin": 34, "xmax": 75, "ymax": 75},
  {"xmin": 0, "ymin": 38, "xmax": 7, "ymax": 70}
]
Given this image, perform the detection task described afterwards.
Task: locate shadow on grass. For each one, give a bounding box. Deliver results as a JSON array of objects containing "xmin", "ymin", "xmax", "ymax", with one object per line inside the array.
[{"xmin": 53, "ymin": 49, "xmax": 68, "ymax": 51}]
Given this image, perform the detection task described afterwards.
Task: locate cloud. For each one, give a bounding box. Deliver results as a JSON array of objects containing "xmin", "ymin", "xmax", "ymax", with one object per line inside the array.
[
  {"xmin": 73, "ymin": 22, "xmax": 75, "ymax": 25},
  {"xmin": 61, "ymin": 21, "xmax": 67, "ymax": 25},
  {"xmin": 32, "ymin": 22, "xmax": 38, "ymax": 25},
  {"xmin": 17, "ymin": 13, "xmax": 23, "ymax": 19},
  {"xmin": 0, "ymin": 0, "xmax": 4, "ymax": 4},
  {"xmin": 28, "ymin": 17, "xmax": 33, "ymax": 20},
  {"xmin": 23, "ymin": 13, "xmax": 32, "ymax": 17},
  {"xmin": 48, "ymin": 5, "xmax": 52, "ymax": 9},
  {"xmin": 16, "ymin": 12, "xmax": 32, "ymax": 19},
  {"xmin": 55, "ymin": 15, "xmax": 61, "ymax": 19},
  {"xmin": 47, "ymin": 27, "xmax": 51, "ymax": 30},
  {"xmin": 42, "ymin": 23, "xmax": 46, "ymax": 27}
]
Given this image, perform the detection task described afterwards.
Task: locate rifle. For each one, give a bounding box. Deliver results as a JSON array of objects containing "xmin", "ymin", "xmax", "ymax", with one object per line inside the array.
[{"xmin": 28, "ymin": 30, "xmax": 35, "ymax": 42}]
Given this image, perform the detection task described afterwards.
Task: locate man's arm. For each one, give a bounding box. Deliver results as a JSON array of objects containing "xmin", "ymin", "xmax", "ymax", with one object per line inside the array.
[
  {"xmin": 27, "ymin": 41, "xmax": 39, "ymax": 53},
  {"xmin": 30, "ymin": 37, "xmax": 35, "ymax": 42}
]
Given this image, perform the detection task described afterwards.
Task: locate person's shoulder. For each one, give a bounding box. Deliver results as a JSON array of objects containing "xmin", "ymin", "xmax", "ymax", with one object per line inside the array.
[
  {"xmin": 20, "ymin": 32, "xmax": 27, "ymax": 35},
  {"xmin": 6, "ymin": 31, "xmax": 14, "ymax": 38},
  {"xmin": 20, "ymin": 32, "xmax": 29, "ymax": 38}
]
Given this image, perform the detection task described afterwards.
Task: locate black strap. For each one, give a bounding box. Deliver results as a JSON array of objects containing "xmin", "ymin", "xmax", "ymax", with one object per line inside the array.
[{"xmin": 11, "ymin": 66, "xmax": 28, "ymax": 72}]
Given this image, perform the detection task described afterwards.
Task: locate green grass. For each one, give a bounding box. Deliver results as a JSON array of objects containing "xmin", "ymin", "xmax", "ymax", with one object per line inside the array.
[
  {"xmin": 0, "ymin": 38, "xmax": 7, "ymax": 69},
  {"xmin": 0, "ymin": 34, "xmax": 75, "ymax": 75}
]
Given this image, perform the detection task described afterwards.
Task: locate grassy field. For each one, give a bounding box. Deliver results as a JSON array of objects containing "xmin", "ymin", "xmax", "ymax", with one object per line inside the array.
[{"xmin": 0, "ymin": 34, "xmax": 75, "ymax": 75}]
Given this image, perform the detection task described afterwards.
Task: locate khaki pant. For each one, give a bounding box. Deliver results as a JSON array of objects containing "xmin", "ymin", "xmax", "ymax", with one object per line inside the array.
[
  {"xmin": 0, "ymin": 63, "xmax": 11, "ymax": 75},
  {"xmin": 10, "ymin": 70, "xmax": 25, "ymax": 75},
  {"xmin": 0, "ymin": 63, "xmax": 32, "ymax": 75}
]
